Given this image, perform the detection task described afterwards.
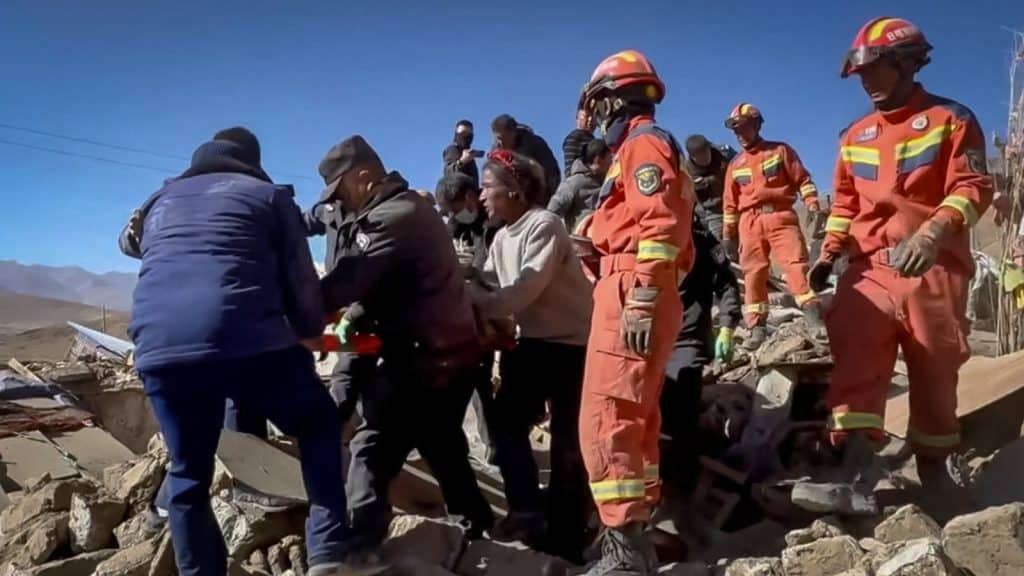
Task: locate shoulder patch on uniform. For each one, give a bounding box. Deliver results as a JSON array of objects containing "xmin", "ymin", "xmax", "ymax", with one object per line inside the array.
[
  {"xmin": 911, "ymin": 115, "xmax": 929, "ymax": 131},
  {"xmin": 633, "ymin": 163, "xmax": 663, "ymax": 196}
]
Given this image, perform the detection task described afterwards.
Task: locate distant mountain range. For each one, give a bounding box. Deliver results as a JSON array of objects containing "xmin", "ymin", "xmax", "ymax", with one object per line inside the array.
[{"xmin": 0, "ymin": 260, "xmax": 136, "ymax": 311}]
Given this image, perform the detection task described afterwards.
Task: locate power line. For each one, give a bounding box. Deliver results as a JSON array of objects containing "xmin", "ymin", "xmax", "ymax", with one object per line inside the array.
[
  {"xmin": 0, "ymin": 137, "xmax": 177, "ymax": 174},
  {"xmin": 0, "ymin": 121, "xmax": 317, "ymax": 181}
]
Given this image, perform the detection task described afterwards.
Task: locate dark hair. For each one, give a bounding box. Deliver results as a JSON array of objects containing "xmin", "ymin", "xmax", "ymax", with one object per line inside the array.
[
  {"xmin": 484, "ymin": 150, "xmax": 545, "ymax": 207},
  {"xmin": 434, "ymin": 173, "xmax": 478, "ymax": 213},
  {"xmin": 685, "ymin": 134, "xmax": 710, "ymax": 154},
  {"xmin": 583, "ymin": 139, "xmax": 610, "ymax": 165},
  {"xmin": 213, "ymin": 126, "xmax": 261, "ymax": 163},
  {"xmin": 456, "ymin": 119, "xmax": 473, "ymax": 130},
  {"xmin": 491, "ymin": 114, "xmax": 517, "ymax": 132}
]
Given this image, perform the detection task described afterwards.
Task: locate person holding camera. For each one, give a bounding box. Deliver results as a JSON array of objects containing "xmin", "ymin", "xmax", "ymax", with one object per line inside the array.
[{"xmin": 443, "ymin": 119, "xmax": 483, "ymax": 188}]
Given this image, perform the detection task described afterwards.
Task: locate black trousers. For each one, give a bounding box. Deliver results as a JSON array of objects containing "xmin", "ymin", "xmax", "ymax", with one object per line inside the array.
[
  {"xmin": 346, "ymin": 353, "xmax": 494, "ymax": 548},
  {"xmin": 660, "ymin": 298, "xmax": 713, "ymax": 495},
  {"xmin": 494, "ymin": 338, "xmax": 590, "ymax": 559}
]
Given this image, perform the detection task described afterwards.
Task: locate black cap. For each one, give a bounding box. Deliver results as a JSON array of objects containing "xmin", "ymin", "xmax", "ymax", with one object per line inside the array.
[
  {"xmin": 317, "ymin": 135, "xmax": 383, "ymax": 202},
  {"xmin": 685, "ymin": 134, "xmax": 710, "ymax": 154}
]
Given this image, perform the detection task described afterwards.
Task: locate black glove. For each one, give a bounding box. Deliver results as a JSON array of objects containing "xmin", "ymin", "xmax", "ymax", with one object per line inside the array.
[
  {"xmin": 892, "ymin": 219, "xmax": 947, "ymax": 278},
  {"xmin": 723, "ymin": 237, "xmax": 740, "ymax": 262},
  {"xmin": 808, "ymin": 259, "xmax": 834, "ymax": 292}
]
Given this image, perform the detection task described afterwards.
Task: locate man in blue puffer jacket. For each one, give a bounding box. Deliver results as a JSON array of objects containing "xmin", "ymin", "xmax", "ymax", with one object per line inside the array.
[{"xmin": 119, "ymin": 129, "xmax": 358, "ymax": 576}]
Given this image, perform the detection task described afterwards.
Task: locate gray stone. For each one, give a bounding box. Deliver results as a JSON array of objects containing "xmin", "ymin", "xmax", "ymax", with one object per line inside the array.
[
  {"xmin": 0, "ymin": 512, "xmax": 70, "ymax": 568},
  {"xmin": 104, "ymin": 455, "xmax": 165, "ymax": 513},
  {"xmin": 211, "ymin": 496, "xmax": 298, "ymax": 559},
  {"xmin": 785, "ymin": 517, "xmax": 845, "ymax": 547},
  {"xmin": 114, "ymin": 514, "xmax": 159, "ymax": 549},
  {"xmin": 942, "ymin": 503, "xmax": 1024, "ymax": 576},
  {"xmin": 791, "ymin": 482, "xmax": 878, "ymax": 516},
  {"xmin": 875, "ymin": 538, "xmax": 956, "ymax": 576},
  {"xmin": 3, "ymin": 549, "xmax": 117, "ymax": 576},
  {"xmin": 719, "ymin": 557, "xmax": 783, "ymax": 576},
  {"xmin": 382, "ymin": 515, "xmax": 466, "ymax": 570},
  {"xmin": 147, "ymin": 531, "xmax": 175, "ymax": 576},
  {"xmin": 455, "ymin": 540, "xmax": 570, "ymax": 576},
  {"xmin": 94, "ymin": 537, "xmax": 161, "ymax": 576},
  {"xmin": 69, "ymin": 493, "xmax": 127, "ymax": 552},
  {"xmin": 659, "ymin": 562, "xmax": 710, "ymax": 575},
  {"xmin": 873, "ymin": 505, "xmax": 941, "ymax": 545},
  {"xmin": 0, "ymin": 479, "xmax": 97, "ymax": 533},
  {"xmin": 781, "ymin": 536, "xmax": 863, "ymax": 576}
]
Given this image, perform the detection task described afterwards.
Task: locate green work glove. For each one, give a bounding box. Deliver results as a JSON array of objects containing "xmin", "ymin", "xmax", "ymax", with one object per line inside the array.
[{"xmin": 714, "ymin": 327, "xmax": 735, "ymax": 363}]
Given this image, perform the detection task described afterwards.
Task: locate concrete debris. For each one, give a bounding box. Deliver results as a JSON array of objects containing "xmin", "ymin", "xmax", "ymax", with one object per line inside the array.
[
  {"xmin": 113, "ymin": 513, "xmax": 160, "ymax": 549},
  {"xmin": 382, "ymin": 515, "xmax": 466, "ymax": 570},
  {"xmin": 3, "ymin": 549, "xmax": 117, "ymax": 576},
  {"xmin": 872, "ymin": 505, "xmax": 941, "ymax": 545},
  {"xmin": 874, "ymin": 538, "xmax": 957, "ymax": 576},
  {"xmin": 146, "ymin": 531, "xmax": 175, "ymax": 576},
  {"xmin": 752, "ymin": 322, "xmax": 829, "ymax": 367},
  {"xmin": 454, "ymin": 540, "xmax": 570, "ymax": 576},
  {"xmin": 211, "ymin": 495, "xmax": 298, "ymax": 560},
  {"xmin": 659, "ymin": 562, "xmax": 710, "ymax": 575},
  {"xmin": 0, "ymin": 512, "xmax": 70, "ymax": 568},
  {"xmin": 93, "ymin": 536, "xmax": 161, "ymax": 576},
  {"xmin": 716, "ymin": 557, "xmax": 783, "ymax": 576},
  {"xmin": 69, "ymin": 492, "xmax": 127, "ymax": 552},
  {"xmin": 0, "ymin": 477, "xmax": 96, "ymax": 533},
  {"xmin": 104, "ymin": 452, "xmax": 166, "ymax": 514},
  {"xmin": 942, "ymin": 502, "xmax": 1024, "ymax": 575},
  {"xmin": 780, "ymin": 535, "xmax": 862, "ymax": 576},
  {"xmin": 784, "ymin": 516, "xmax": 845, "ymax": 547}
]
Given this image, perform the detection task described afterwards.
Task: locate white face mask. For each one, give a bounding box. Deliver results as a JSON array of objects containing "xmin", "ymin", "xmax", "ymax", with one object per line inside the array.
[{"xmin": 454, "ymin": 208, "xmax": 478, "ymax": 224}]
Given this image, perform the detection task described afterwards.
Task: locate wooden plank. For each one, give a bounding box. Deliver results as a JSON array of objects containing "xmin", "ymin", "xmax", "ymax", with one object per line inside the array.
[
  {"xmin": 885, "ymin": 349, "xmax": 1024, "ymax": 436},
  {"xmin": 6, "ymin": 358, "xmax": 43, "ymax": 383}
]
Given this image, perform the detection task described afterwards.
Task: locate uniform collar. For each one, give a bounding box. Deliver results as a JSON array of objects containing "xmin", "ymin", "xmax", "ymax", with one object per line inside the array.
[
  {"xmin": 878, "ymin": 83, "xmax": 929, "ymax": 125},
  {"xmin": 628, "ymin": 115, "xmax": 655, "ymax": 131}
]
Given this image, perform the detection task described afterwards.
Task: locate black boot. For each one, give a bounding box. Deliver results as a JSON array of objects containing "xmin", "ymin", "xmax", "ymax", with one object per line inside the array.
[
  {"xmin": 791, "ymin": 432, "xmax": 882, "ymax": 516},
  {"xmin": 743, "ymin": 323, "xmax": 768, "ymax": 351},
  {"xmin": 582, "ymin": 523, "xmax": 658, "ymax": 576},
  {"xmin": 802, "ymin": 302, "xmax": 828, "ymax": 340},
  {"xmin": 915, "ymin": 453, "xmax": 976, "ymax": 525}
]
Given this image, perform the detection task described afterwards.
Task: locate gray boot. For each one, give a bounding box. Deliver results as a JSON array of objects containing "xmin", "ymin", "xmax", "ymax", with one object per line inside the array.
[
  {"xmin": 915, "ymin": 453, "xmax": 976, "ymax": 525},
  {"xmin": 582, "ymin": 523, "xmax": 658, "ymax": 576},
  {"xmin": 743, "ymin": 324, "xmax": 768, "ymax": 351},
  {"xmin": 791, "ymin": 432, "xmax": 882, "ymax": 516}
]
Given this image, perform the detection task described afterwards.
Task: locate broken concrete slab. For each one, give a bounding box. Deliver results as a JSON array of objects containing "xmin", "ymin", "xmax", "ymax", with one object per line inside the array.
[
  {"xmin": 874, "ymin": 538, "xmax": 956, "ymax": 576},
  {"xmin": 382, "ymin": 515, "xmax": 465, "ymax": 570},
  {"xmin": 784, "ymin": 516, "xmax": 845, "ymax": 547},
  {"xmin": 113, "ymin": 513, "xmax": 160, "ymax": 549},
  {"xmin": 780, "ymin": 535, "xmax": 862, "ymax": 576},
  {"xmin": 942, "ymin": 503, "xmax": 1024, "ymax": 575},
  {"xmin": 52, "ymin": 427, "xmax": 135, "ymax": 479},
  {"xmin": 872, "ymin": 504, "xmax": 941, "ymax": 544},
  {"xmin": 216, "ymin": 429, "xmax": 306, "ymax": 506},
  {"xmin": 790, "ymin": 481, "xmax": 878, "ymax": 517},
  {"xmin": 717, "ymin": 557, "xmax": 783, "ymax": 576},
  {"xmin": 94, "ymin": 536, "xmax": 161, "ymax": 576},
  {"xmin": 104, "ymin": 455, "xmax": 165, "ymax": 514},
  {"xmin": 0, "ymin": 431, "xmax": 79, "ymax": 489},
  {"xmin": 970, "ymin": 436, "xmax": 1024, "ymax": 507},
  {"xmin": 455, "ymin": 540, "xmax": 570, "ymax": 576},
  {"xmin": 0, "ymin": 512, "xmax": 69, "ymax": 569},
  {"xmin": 69, "ymin": 492, "xmax": 127, "ymax": 552},
  {"xmin": 3, "ymin": 549, "xmax": 117, "ymax": 576},
  {"xmin": 0, "ymin": 477, "xmax": 96, "ymax": 533},
  {"xmin": 147, "ymin": 530, "xmax": 175, "ymax": 576},
  {"xmin": 211, "ymin": 495, "xmax": 298, "ymax": 560}
]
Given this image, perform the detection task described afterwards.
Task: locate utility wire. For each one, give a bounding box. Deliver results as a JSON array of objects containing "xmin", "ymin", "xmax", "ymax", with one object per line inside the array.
[
  {"xmin": 0, "ymin": 137, "xmax": 177, "ymax": 174},
  {"xmin": 0, "ymin": 121, "xmax": 317, "ymax": 181}
]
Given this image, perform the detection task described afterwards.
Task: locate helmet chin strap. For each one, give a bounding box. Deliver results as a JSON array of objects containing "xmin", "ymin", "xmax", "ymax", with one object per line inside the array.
[{"xmin": 597, "ymin": 99, "xmax": 654, "ymax": 151}]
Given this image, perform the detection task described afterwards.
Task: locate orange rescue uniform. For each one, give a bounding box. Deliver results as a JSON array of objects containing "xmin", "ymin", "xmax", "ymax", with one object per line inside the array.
[
  {"xmin": 580, "ymin": 116, "xmax": 694, "ymax": 527},
  {"xmin": 723, "ymin": 141, "xmax": 820, "ymax": 326},
  {"xmin": 822, "ymin": 85, "xmax": 993, "ymax": 454}
]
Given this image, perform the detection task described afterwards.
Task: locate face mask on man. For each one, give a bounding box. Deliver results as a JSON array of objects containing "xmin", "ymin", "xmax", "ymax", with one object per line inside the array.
[{"xmin": 454, "ymin": 208, "xmax": 478, "ymax": 224}]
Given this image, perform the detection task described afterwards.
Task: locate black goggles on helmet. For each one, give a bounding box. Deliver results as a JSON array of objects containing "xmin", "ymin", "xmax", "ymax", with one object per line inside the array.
[{"xmin": 840, "ymin": 46, "xmax": 889, "ymax": 77}]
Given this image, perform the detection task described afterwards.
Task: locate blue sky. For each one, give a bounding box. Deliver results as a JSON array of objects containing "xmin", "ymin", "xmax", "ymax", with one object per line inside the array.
[{"xmin": 1, "ymin": 0, "xmax": 1021, "ymax": 273}]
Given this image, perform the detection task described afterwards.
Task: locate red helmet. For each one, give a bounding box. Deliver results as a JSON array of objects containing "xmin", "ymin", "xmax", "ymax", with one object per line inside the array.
[
  {"xmin": 841, "ymin": 17, "xmax": 932, "ymax": 78},
  {"xmin": 583, "ymin": 50, "xmax": 665, "ymax": 111},
  {"xmin": 725, "ymin": 103, "xmax": 762, "ymax": 129}
]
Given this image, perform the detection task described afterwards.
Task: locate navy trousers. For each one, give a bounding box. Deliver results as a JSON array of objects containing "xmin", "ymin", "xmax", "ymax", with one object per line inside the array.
[{"xmin": 141, "ymin": 345, "xmax": 350, "ymax": 576}]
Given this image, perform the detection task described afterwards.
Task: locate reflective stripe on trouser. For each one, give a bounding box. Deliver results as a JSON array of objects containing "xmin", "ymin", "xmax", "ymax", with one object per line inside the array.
[
  {"xmin": 826, "ymin": 259, "xmax": 970, "ymax": 456},
  {"xmin": 580, "ymin": 269, "xmax": 682, "ymax": 528},
  {"xmin": 739, "ymin": 209, "xmax": 813, "ymax": 327}
]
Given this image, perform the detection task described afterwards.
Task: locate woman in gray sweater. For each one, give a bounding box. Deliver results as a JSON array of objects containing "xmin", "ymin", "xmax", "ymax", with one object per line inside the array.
[{"xmin": 471, "ymin": 149, "xmax": 594, "ymax": 563}]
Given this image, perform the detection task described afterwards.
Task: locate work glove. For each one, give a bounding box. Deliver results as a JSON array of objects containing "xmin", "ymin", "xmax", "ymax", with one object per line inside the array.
[
  {"xmin": 722, "ymin": 236, "xmax": 740, "ymax": 262},
  {"xmin": 891, "ymin": 219, "xmax": 947, "ymax": 278},
  {"xmin": 808, "ymin": 258, "xmax": 834, "ymax": 292},
  {"xmin": 993, "ymin": 193, "xmax": 1012, "ymax": 226},
  {"xmin": 620, "ymin": 286, "xmax": 659, "ymax": 357},
  {"xmin": 714, "ymin": 327, "xmax": 735, "ymax": 364}
]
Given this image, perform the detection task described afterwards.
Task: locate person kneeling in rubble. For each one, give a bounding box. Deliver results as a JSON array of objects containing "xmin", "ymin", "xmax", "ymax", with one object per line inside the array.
[
  {"xmin": 315, "ymin": 135, "xmax": 494, "ymax": 560},
  {"xmin": 468, "ymin": 150, "xmax": 594, "ymax": 563},
  {"xmin": 795, "ymin": 17, "xmax": 993, "ymax": 523},
  {"xmin": 119, "ymin": 130, "xmax": 354, "ymax": 575}
]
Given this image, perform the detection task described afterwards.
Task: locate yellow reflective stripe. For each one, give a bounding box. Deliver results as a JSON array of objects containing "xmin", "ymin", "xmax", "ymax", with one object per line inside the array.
[
  {"xmin": 908, "ymin": 429, "xmax": 962, "ymax": 448},
  {"xmin": 723, "ymin": 213, "xmax": 739, "ymax": 224},
  {"xmin": 637, "ymin": 240, "xmax": 679, "ymax": 262},
  {"xmin": 761, "ymin": 154, "xmax": 782, "ymax": 171},
  {"xmin": 795, "ymin": 291, "xmax": 817, "ymax": 305},
  {"xmin": 605, "ymin": 162, "xmax": 621, "ymax": 181},
  {"xmin": 825, "ymin": 216, "xmax": 852, "ymax": 234},
  {"xmin": 868, "ymin": 18, "xmax": 899, "ymax": 42},
  {"xmin": 894, "ymin": 125, "xmax": 955, "ymax": 161},
  {"xmin": 939, "ymin": 195, "xmax": 980, "ymax": 227},
  {"xmin": 799, "ymin": 183, "xmax": 818, "ymax": 198},
  {"xmin": 743, "ymin": 302, "xmax": 768, "ymax": 314},
  {"xmin": 840, "ymin": 146, "xmax": 880, "ymax": 165},
  {"xmin": 589, "ymin": 479, "xmax": 645, "ymax": 502},
  {"xmin": 732, "ymin": 167, "xmax": 753, "ymax": 179},
  {"xmin": 828, "ymin": 412, "xmax": 884, "ymax": 431},
  {"xmin": 643, "ymin": 465, "xmax": 659, "ymax": 479}
]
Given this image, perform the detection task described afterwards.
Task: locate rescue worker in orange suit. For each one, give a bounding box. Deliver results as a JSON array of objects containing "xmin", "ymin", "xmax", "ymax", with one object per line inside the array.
[
  {"xmin": 722, "ymin": 104, "xmax": 825, "ymax": 349},
  {"xmin": 576, "ymin": 50, "xmax": 694, "ymax": 576},
  {"xmin": 793, "ymin": 17, "xmax": 993, "ymax": 522}
]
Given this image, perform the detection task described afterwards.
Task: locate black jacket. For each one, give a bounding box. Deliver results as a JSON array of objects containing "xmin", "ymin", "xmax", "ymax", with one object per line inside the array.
[
  {"xmin": 442, "ymin": 143, "xmax": 480, "ymax": 188},
  {"xmin": 319, "ymin": 172, "xmax": 480, "ymax": 365},
  {"xmin": 686, "ymin": 144, "xmax": 737, "ymax": 219},
  {"xmin": 496, "ymin": 126, "xmax": 561, "ymax": 203},
  {"xmin": 679, "ymin": 216, "xmax": 742, "ymax": 342},
  {"xmin": 562, "ymin": 128, "xmax": 595, "ymax": 171}
]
